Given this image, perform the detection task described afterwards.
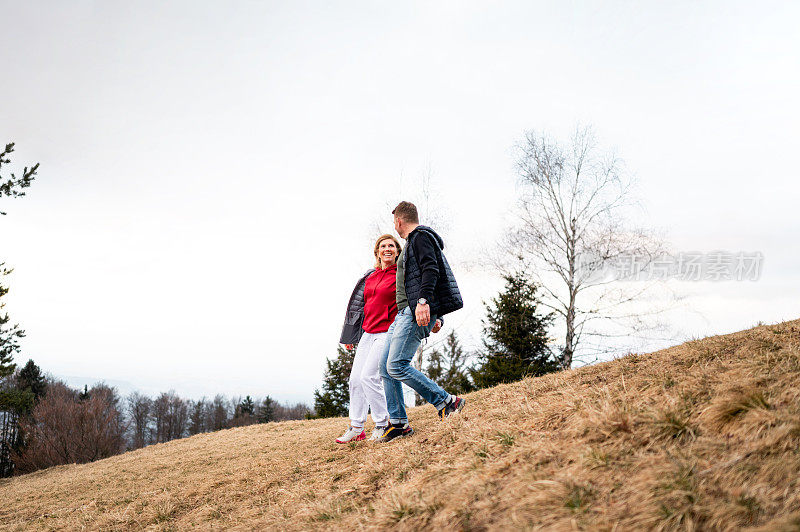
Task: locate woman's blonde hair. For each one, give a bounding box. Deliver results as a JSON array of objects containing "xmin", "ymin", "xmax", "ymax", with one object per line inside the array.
[{"xmin": 374, "ymin": 234, "xmax": 402, "ymax": 269}]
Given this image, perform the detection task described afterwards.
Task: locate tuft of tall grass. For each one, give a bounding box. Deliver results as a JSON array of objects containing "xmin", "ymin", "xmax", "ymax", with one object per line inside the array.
[
  {"xmin": 583, "ymin": 448, "xmax": 610, "ymax": 469},
  {"xmin": 154, "ymin": 501, "xmax": 176, "ymax": 523},
  {"xmin": 497, "ymin": 432, "xmax": 516, "ymax": 447},
  {"xmin": 651, "ymin": 462, "xmax": 704, "ymax": 530},
  {"xmin": 734, "ymin": 492, "xmax": 762, "ymax": 525},
  {"xmin": 651, "ymin": 407, "xmax": 697, "ymax": 441},
  {"xmin": 563, "ymin": 482, "xmax": 594, "ymax": 512},
  {"xmin": 705, "ymin": 387, "xmax": 770, "ymax": 430}
]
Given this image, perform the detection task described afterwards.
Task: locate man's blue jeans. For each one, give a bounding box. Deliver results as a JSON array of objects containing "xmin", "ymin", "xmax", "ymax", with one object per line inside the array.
[{"xmin": 379, "ymin": 307, "xmax": 451, "ymax": 424}]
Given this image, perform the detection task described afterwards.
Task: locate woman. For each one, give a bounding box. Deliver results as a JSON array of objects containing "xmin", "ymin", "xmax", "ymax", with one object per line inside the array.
[{"xmin": 336, "ymin": 234, "xmax": 402, "ymax": 443}]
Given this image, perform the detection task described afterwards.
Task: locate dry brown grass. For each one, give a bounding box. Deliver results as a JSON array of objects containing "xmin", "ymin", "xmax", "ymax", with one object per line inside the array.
[{"xmin": 2, "ymin": 320, "xmax": 800, "ymax": 531}]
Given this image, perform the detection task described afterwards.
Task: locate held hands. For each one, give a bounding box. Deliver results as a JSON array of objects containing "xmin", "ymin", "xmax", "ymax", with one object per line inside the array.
[{"xmin": 432, "ymin": 319, "xmax": 442, "ymax": 333}]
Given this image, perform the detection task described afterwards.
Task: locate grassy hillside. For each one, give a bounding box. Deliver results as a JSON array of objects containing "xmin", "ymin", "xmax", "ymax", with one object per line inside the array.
[{"xmin": 2, "ymin": 320, "xmax": 800, "ymax": 531}]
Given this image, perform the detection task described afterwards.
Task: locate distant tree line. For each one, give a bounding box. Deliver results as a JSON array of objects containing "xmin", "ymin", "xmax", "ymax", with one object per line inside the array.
[
  {"xmin": 0, "ymin": 357, "xmax": 313, "ymax": 476},
  {"xmin": 125, "ymin": 391, "xmax": 310, "ymax": 450}
]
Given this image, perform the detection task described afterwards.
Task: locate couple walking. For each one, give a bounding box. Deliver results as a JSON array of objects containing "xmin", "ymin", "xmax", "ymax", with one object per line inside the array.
[{"xmin": 337, "ymin": 201, "xmax": 465, "ymax": 443}]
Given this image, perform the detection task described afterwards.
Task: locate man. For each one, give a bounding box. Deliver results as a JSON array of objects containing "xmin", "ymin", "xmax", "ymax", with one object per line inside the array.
[{"xmin": 378, "ymin": 201, "xmax": 466, "ymax": 442}]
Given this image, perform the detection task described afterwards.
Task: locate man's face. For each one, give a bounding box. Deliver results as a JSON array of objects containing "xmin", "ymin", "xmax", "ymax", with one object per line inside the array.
[{"xmin": 394, "ymin": 216, "xmax": 405, "ymax": 238}]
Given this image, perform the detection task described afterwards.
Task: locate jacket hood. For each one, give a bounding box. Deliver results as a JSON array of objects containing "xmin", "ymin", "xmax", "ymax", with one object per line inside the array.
[{"xmin": 412, "ymin": 225, "xmax": 444, "ymax": 250}]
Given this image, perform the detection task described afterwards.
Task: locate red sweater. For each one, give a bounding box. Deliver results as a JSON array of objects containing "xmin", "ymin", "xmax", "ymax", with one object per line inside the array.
[{"xmin": 362, "ymin": 264, "xmax": 398, "ymax": 334}]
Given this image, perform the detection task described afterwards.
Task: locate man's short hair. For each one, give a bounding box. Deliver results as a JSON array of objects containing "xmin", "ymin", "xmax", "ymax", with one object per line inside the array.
[{"xmin": 392, "ymin": 201, "xmax": 419, "ymax": 223}]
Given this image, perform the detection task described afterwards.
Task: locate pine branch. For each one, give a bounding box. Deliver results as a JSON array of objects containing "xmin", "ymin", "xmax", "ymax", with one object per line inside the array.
[{"xmin": 0, "ymin": 142, "xmax": 39, "ymax": 215}]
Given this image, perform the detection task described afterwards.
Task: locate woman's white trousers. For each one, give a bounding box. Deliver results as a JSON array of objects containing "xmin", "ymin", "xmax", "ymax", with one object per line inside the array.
[{"xmin": 348, "ymin": 331, "xmax": 389, "ymax": 427}]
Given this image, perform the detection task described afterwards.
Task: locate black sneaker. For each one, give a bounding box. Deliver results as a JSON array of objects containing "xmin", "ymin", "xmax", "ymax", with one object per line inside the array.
[
  {"xmin": 378, "ymin": 423, "xmax": 414, "ymax": 442},
  {"xmin": 438, "ymin": 396, "xmax": 466, "ymax": 419}
]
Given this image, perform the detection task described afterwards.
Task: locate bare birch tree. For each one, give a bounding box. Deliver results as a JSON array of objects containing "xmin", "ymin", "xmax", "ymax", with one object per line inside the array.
[
  {"xmin": 126, "ymin": 392, "xmax": 152, "ymax": 449},
  {"xmin": 510, "ymin": 126, "xmax": 669, "ymax": 369}
]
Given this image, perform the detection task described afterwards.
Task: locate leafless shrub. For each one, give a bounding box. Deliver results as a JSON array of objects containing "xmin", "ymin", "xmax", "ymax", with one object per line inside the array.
[{"xmin": 14, "ymin": 381, "xmax": 126, "ymax": 473}]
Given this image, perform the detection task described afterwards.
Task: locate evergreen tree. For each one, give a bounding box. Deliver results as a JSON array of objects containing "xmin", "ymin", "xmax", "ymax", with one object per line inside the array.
[
  {"xmin": 0, "ymin": 143, "xmax": 38, "ymax": 477},
  {"xmin": 0, "ymin": 266, "xmax": 35, "ymax": 477},
  {"xmin": 0, "ymin": 344, "xmax": 15, "ymax": 381},
  {"xmin": 426, "ymin": 331, "xmax": 475, "ymax": 396},
  {"xmin": 258, "ymin": 396, "xmax": 276, "ymax": 423},
  {"xmin": 0, "ymin": 265, "xmax": 24, "ymax": 382},
  {"xmin": 237, "ymin": 396, "xmax": 255, "ymax": 416},
  {"xmin": 0, "ymin": 141, "xmax": 38, "ymax": 376},
  {"xmin": 1, "ymin": 142, "xmax": 39, "ymax": 215},
  {"xmin": 313, "ymin": 345, "xmax": 355, "ymax": 418},
  {"xmin": 17, "ymin": 359, "xmax": 47, "ymax": 403},
  {"xmin": 78, "ymin": 385, "xmax": 90, "ymax": 401},
  {"xmin": 471, "ymin": 272, "xmax": 557, "ymax": 388}
]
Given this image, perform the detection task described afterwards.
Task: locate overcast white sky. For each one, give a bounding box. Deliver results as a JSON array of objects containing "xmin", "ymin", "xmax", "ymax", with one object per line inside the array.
[{"xmin": 2, "ymin": 1, "xmax": 798, "ymax": 404}]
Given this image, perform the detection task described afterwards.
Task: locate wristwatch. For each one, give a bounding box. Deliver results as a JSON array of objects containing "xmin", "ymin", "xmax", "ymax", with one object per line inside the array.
[{"xmin": 418, "ymin": 298, "xmax": 428, "ymax": 306}]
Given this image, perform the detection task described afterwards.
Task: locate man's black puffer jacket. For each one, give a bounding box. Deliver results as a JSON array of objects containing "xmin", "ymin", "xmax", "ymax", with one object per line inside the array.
[
  {"xmin": 404, "ymin": 226, "xmax": 463, "ymax": 317},
  {"xmin": 339, "ymin": 269, "xmax": 373, "ymax": 345}
]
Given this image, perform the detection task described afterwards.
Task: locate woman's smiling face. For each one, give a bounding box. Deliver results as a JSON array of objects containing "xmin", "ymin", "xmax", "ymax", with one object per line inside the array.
[{"xmin": 377, "ymin": 238, "xmax": 398, "ymax": 267}]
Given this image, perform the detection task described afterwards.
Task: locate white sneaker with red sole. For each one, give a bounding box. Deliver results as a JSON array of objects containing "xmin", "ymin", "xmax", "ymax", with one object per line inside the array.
[{"xmin": 336, "ymin": 426, "xmax": 366, "ymax": 443}]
